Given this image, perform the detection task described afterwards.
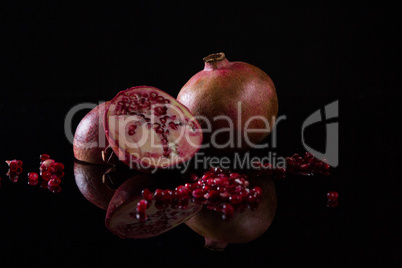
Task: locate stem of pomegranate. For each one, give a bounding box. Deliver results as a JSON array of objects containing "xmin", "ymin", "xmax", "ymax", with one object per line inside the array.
[{"xmin": 203, "ymin": 52, "xmax": 230, "ymax": 70}]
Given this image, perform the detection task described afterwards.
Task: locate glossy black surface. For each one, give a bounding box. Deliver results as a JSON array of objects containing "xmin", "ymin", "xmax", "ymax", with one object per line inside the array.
[{"xmin": 1, "ymin": 1, "xmax": 399, "ymax": 267}]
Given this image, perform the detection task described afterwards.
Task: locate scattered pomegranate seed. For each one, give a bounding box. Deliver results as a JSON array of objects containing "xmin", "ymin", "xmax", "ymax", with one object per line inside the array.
[
  {"xmin": 40, "ymin": 154, "xmax": 51, "ymax": 161},
  {"xmin": 27, "ymin": 172, "xmax": 39, "ymax": 181},
  {"xmin": 41, "ymin": 171, "xmax": 52, "ymax": 181},
  {"xmin": 136, "ymin": 199, "xmax": 148, "ymax": 214},
  {"xmin": 48, "ymin": 178, "xmax": 61, "ymax": 187},
  {"xmin": 327, "ymin": 191, "xmax": 339, "ymax": 202},
  {"xmin": 141, "ymin": 188, "xmax": 153, "ymax": 201}
]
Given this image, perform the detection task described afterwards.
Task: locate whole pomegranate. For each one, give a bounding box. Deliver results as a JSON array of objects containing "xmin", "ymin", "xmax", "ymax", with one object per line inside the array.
[
  {"xmin": 73, "ymin": 102, "xmax": 115, "ymax": 165},
  {"xmin": 177, "ymin": 52, "xmax": 278, "ymax": 154},
  {"xmin": 185, "ymin": 173, "xmax": 277, "ymax": 250}
]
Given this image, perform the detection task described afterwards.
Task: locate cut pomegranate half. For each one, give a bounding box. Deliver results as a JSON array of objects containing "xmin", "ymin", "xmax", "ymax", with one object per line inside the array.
[{"xmin": 104, "ymin": 86, "xmax": 203, "ymax": 171}]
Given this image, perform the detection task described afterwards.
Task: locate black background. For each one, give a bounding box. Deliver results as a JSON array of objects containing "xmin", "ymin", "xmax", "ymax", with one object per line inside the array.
[{"xmin": 0, "ymin": 1, "xmax": 400, "ymax": 267}]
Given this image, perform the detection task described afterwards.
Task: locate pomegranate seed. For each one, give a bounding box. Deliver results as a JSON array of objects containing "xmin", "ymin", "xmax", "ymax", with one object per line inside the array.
[
  {"xmin": 322, "ymin": 163, "xmax": 331, "ymax": 170},
  {"xmin": 6, "ymin": 160, "xmax": 19, "ymax": 171},
  {"xmin": 201, "ymin": 171, "xmax": 215, "ymax": 180},
  {"xmin": 136, "ymin": 199, "xmax": 148, "ymax": 214},
  {"xmin": 141, "ymin": 188, "xmax": 153, "ymax": 201},
  {"xmin": 204, "ymin": 189, "xmax": 220, "ymax": 199},
  {"xmin": 192, "ymin": 188, "xmax": 206, "ymax": 198},
  {"xmin": 48, "ymin": 186, "xmax": 61, "ymax": 193},
  {"xmin": 252, "ymin": 186, "xmax": 263, "ymax": 198},
  {"xmin": 220, "ymin": 191, "xmax": 230, "ymax": 199},
  {"xmin": 229, "ymin": 173, "xmax": 240, "ymax": 179},
  {"xmin": 221, "ymin": 203, "xmax": 234, "ymax": 219},
  {"xmin": 327, "ymin": 191, "xmax": 338, "ymax": 202},
  {"xmin": 48, "ymin": 166, "xmax": 57, "ymax": 174},
  {"xmin": 154, "ymin": 189, "xmax": 164, "ymax": 200},
  {"xmin": 48, "ymin": 178, "xmax": 61, "ymax": 187},
  {"xmin": 41, "ymin": 171, "xmax": 52, "ymax": 181},
  {"xmin": 53, "ymin": 162, "xmax": 65, "ymax": 171},
  {"xmin": 28, "ymin": 172, "xmax": 39, "ymax": 181},
  {"xmin": 189, "ymin": 173, "xmax": 198, "ymax": 182},
  {"xmin": 299, "ymin": 163, "xmax": 311, "ymax": 171},
  {"xmin": 28, "ymin": 179, "xmax": 39, "ymax": 186},
  {"xmin": 40, "ymin": 154, "xmax": 51, "ymax": 161},
  {"xmin": 229, "ymin": 194, "xmax": 242, "ymax": 204}
]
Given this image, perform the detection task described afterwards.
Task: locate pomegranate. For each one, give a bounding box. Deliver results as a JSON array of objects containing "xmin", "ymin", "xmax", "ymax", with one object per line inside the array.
[
  {"xmin": 105, "ymin": 175, "xmax": 201, "ymax": 239},
  {"xmin": 74, "ymin": 162, "xmax": 116, "ymax": 210},
  {"xmin": 177, "ymin": 52, "xmax": 278, "ymax": 154},
  {"xmin": 73, "ymin": 102, "xmax": 116, "ymax": 165},
  {"xmin": 103, "ymin": 86, "xmax": 203, "ymax": 171},
  {"xmin": 185, "ymin": 172, "xmax": 277, "ymax": 250}
]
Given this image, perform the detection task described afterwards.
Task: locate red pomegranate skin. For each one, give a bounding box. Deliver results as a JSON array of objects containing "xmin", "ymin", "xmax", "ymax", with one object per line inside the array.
[
  {"xmin": 177, "ymin": 53, "xmax": 278, "ymax": 154},
  {"xmin": 74, "ymin": 162, "xmax": 115, "ymax": 210},
  {"xmin": 73, "ymin": 102, "xmax": 110, "ymax": 165}
]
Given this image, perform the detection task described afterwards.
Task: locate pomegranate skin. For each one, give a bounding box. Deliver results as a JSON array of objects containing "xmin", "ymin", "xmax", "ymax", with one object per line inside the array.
[
  {"xmin": 73, "ymin": 102, "xmax": 112, "ymax": 165},
  {"xmin": 74, "ymin": 162, "xmax": 115, "ymax": 210},
  {"xmin": 177, "ymin": 53, "xmax": 278, "ymax": 154}
]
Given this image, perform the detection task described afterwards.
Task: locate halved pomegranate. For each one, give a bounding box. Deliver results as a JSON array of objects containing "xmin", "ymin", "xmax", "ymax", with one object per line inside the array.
[
  {"xmin": 104, "ymin": 86, "xmax": 203, "ymax": 171},
  {"xmin": 105, "ymin": 175, "xmax": 201, "ymax": 239}
]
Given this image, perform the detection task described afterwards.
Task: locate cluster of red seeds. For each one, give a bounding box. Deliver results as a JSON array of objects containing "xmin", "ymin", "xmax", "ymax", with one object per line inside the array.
[
  {"xmin": 3, "ymin": 154, "xmax": 64, "ymax": 193},
  {"xmin": 326, "ymin": 191, "xmax": 339, "ymax": 208},
  {"xmin": 135, "ymin": 168, "xmax": 263, "ymax": 222},
  {"xmin": 5, "ymin": 159, "xmax": 24, "ymax": 182},
  {"xmin": 37, "ymin": 154, "xmax": 64, "ymax": 192},
  {"xmin": 286, "ymin": 152, "xmax": 331, "ymax": 175}
]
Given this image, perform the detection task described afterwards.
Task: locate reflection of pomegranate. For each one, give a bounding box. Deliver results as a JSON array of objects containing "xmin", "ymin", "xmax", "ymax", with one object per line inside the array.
[
  {"xmin": 177, "ymin": 53, "xmax": 278, "ymax": 154},
  {"xmin": 104, "ymin": 86, "xmax": 203, "ymax": 171},
  {"xmin": 185, "ymin": 174, "xmax": 277, "ymax": 250},
  {"xmin": 74, "ymin": 162, "xmax": 115, "ymax": 210},
  {"xmin": 73, "ymin": 102, "xmax": 113, "ymax": 165},
  {"xmin": 105, "ymin": 175, "xmax": 201, "ymax": 239}
]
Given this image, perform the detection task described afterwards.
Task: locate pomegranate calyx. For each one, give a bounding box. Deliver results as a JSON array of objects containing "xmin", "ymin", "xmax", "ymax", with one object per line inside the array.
[{"xmin": 203, "ymin": 52, "xmax": 230, "ymax": 70}]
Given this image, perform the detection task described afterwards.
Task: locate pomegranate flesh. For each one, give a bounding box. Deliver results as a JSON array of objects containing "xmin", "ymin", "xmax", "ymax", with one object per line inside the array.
[
  {"xmin": 104, "ymin": 86, "xmax": 203, "ymax": 171},
  {"xmin": 177, "ymin": 52, "xmax": 278, "ymax": 154}
]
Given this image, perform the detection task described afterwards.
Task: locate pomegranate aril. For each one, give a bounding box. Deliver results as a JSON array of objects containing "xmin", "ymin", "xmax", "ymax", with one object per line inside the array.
[
  {"xmin": 229, "ymin": 194, "xmax": 242, "ymax": 204},
  {"xmin": 136, "ymin": 199, "xmax": 148, "ymax": 214},
  {"xmin": 40, "ymin": 154, "xmax": 51, "ymax": 161},
  {"xmin": 322, "ymin": 163, "xmax": 331, "ymax": 170},
  {"xmin": 41, "ymin": 171, "xmax": 52, "ymax": 181},
  {"xmin": 204, "ymin": 189, "xmax": 220, "ymax": 199},
  {"xmin": 221, "ymin": 203, "xmax": 234, "ymax": 219},
  {"xmin": 48, "ymin": 178, "xmax": 61, "ymax": 187},
  {"xmin": 142, "ymin": 188, "xmax": 153, "ymax": 201},
  {"xmin": 192, "ymin": 188, "xmax": 206, "ymax": 198},
  {"xmin": 28, "ymin": 172, "xmax": 39, "ymax": 181},
  {"xmin": 154, "ymin": 189, "xmax": 164, "ymax": 200},
  {"xmin": 28, "ymin": 179, "xmax": 39, "ymax": 186},
  {"xmin": 327, "ymin": 191, "xmax": 339, "ymax": 202},
  {"xmin": 6, "ymin": 160, "xmax": 19, "ymax": 171}
]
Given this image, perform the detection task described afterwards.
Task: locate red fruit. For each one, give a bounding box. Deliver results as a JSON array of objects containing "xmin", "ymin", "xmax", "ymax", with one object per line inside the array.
[
  {"xmin": 327, "ymin": 191, "xmax": 339, "ymax": 202},
  {"xmin": 6, "ymin": 160, "xmax": 20, "ymax": 171},
  {"xmin": 229, "ymin": 194, "xmax": 242, "ymax": 204},
  {"xmin": 186, "ymin": 175, "xmax": 277, "ymax": 251},
  {"xmin": 192, "ymin": 188, "xmax": 206, "ymax": 199},
  {"xmin": 136, "ymin": 199, "xmax": 148, "ymax": 214},
  {"xmin": 73, "ymin": 102, "xmax": 116, "ymax": 165},
  {"xmin": 48, "ymin": 178, "xmax": 61, "ymax": 187},
  {"xmin": 141, "ymin": 188, "xmax": 153, "ymax": 201},
  {"xmin": 40, "ymin": 159, "xmax": 55, "ymax": 171},
  {"xmin": 177, "ymin": 52, "xmax": 278, "ymax": 154},
  {"xmin": 103, "ymin": 86, "xmax": 203, "ymax": 171},
  {"xmin": 28, "ymin": 172, "xmax": 39, "ymax": 181},
  {"xmin": 28, "ymin": 179, "xmax": 39, "ymax": 186},
  {"xmin": 53, "ymin": 162, "xmax": 65, "ymax": 171},
  {"xmin": 40, "ymin": 154, "xmax": 51, "ymax": 161},
  {"xmin": 41, "ymin": 171, "xmax": 52, "ymax": 181}
]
